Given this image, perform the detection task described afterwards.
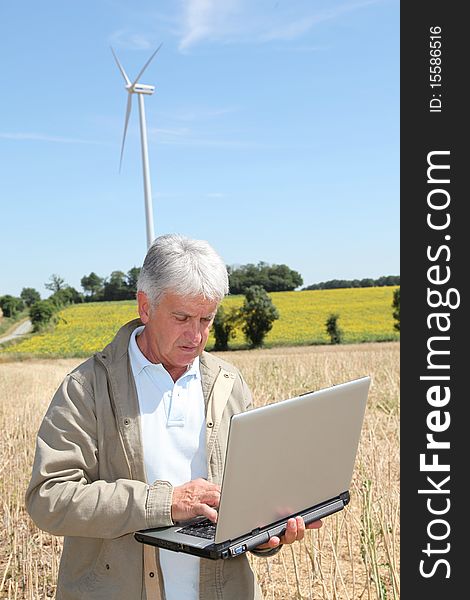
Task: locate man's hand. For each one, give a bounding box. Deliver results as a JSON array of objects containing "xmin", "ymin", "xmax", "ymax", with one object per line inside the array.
[
  {"xmin": 171, "ymin": 478, "xmax": 221, "ymax": 523},
  {"xmin": 256, "ymin": 517, "xmax": 323, "ymax": 551}
]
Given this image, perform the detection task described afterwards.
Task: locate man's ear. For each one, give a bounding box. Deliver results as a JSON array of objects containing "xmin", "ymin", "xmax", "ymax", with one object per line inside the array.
[{"xmin": 137, "ymin": 291, "xmax": 151, "ymax": 324}]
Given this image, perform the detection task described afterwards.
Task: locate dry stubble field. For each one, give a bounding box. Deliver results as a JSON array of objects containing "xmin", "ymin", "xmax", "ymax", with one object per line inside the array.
[{"xmin": 0, "ymin": 341, "xmax": 399, "ymax": 599}]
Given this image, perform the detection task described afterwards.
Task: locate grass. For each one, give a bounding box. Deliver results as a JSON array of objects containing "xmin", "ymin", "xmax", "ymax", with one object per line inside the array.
[
  {"xmin": 0, "ymin": 341, "xmax": 399, "ymax": 599},
  {"xmin": 0, "ymin": 287, "xmax": 399, "ymax": 359}
]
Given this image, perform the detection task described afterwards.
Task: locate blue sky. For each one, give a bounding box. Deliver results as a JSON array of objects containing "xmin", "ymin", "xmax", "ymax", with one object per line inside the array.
[{"xmin": 0, "ymin": 0, "xmax": 399, "ymax": 298}]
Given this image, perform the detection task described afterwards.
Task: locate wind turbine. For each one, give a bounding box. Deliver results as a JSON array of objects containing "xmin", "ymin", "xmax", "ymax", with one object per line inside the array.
[{"xmin": 111, "ymin": 44, "xmax": 163, "ymax": 249}]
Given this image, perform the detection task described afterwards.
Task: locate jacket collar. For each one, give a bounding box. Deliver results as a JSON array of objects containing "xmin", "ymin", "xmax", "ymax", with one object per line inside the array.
[
  {"xmin": 94, "ymin": 318, "xmax": 222, "ymax": 422},
  {"xmin": 97, "ymin": 318, "xmax": 143, "ymax": 365}
]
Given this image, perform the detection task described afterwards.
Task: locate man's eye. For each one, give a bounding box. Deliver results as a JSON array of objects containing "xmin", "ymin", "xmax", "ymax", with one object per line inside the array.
[{"xmin": 175, "ymin": 315, "xmax": 188, "ymax": 322}]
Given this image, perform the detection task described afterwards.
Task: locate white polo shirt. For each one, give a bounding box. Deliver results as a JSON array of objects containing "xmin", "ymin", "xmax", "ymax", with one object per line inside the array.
[{"xmin": 129, "ymin": 326, "xmax": 208, "ymax": 600}]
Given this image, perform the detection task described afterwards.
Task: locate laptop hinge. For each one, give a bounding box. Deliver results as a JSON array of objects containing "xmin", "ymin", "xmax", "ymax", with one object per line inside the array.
[{"xmin": 340, "ymin": 491, "xmax": 350, "ymax": 505}]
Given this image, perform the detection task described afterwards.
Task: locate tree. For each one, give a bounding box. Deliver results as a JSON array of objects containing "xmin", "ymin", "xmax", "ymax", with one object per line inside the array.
[
  {"xmin": 45, "ymin": 274, "xmax": 66, "ymax": 293},
  {"xmin": 49, "ymin": 286, "xmax": 83, "ymax": 308},
  {"xmin": 266, "ymin": 264, "xmax": 303, "ymax": 292},
  {"xmin": 302, "ymin": 275, "xmax": 400, "ymax": 291},
  {"xmin": 0, "ymin": 295, "xmax": 24, "ymax": 318},
  {"xmin": 325, "ymin": 313, "xmax": 343, "ymax": 344},
  {"xmin": 81, "ymin": 272, "xmax": 104, "ymax": 299},
  {"xmin": 212, "ymin": 305, "xmax": 240, "ymax": 351},
  {"xmin": 126, "ymin": 267, "xmax": 141, "ymax": 296},
  {"xmin": 20, "ymin": 287, "xmax": 41, "ymax": 307},
  {"xmin": 239, "ymin": 285, "xmax": 279, "ymax": 348},
  {"xmin": 228, "ymin": 262, "xmax": 303, "ymax": 294},
  {"xmin": 392, "ymin": 287, "xmax": 400, "ymax": 332},
  {"xmin": 29, "ymin": 300, "xmax": 57, "ymax": 332},
  {"xmin": 103, "ymin": 271, "xmax": 131, "ymax": 301}
]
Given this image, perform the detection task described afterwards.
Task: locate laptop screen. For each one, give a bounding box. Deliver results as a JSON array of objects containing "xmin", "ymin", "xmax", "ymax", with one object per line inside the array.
[{"xmin": 215, "ymin": 377, "xmax": 370, "ymax": 543}]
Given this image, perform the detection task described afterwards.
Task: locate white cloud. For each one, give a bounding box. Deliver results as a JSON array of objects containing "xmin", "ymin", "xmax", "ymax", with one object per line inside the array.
[
  {"xmin": 106, "ymin": 1, "xmax": 383, "ymax": 53},
  {"xmin": 178, "ymin": 0, "xmax": 243, "ymax": 50},
  {"xmin": 108, "ymin": 29, "xmax": 155, "ymax": 50},
  {"xmin": 177, "ymin": 0, "xmax": 382, "ymax": 50},
  {"xmin": 148, "ymin": 126, "xmax": 190, "ymax": 138},
  {"xmin": 160, "ymin": 106, "xmax": 239, "ymax": 122},
  {"xmin": 260, "ymin": 0, "xmax": 381, "ymax": 41},
  {"xmin": 147, "ymin": 128, "xmax": 294, "ymax": 150},
  {"xmin": 0, "ymin": 132, "xmax": 103, "ymax": 145}
]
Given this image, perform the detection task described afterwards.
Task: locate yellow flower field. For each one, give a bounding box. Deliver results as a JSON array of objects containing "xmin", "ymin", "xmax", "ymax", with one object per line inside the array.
[
  {"xmin": 223, "ymin": 286, "xmax": 399, "ymax": 346},
  {"xmin": 1, "ymin": 287, "xmax": 399, "ymax": 358},
  {"xmin": 1, "ymin": 302, "xmax": 139, "ymax": 358}
]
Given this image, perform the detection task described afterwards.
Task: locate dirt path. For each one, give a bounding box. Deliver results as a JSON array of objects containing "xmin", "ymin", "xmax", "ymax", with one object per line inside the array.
[{"xmin": 0, "ymin": 319, "xmax": 33, "ymax": 344}]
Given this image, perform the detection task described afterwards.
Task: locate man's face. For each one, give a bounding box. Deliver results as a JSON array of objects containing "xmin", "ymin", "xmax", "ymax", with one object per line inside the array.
[{"xmin": 137, "ymin": 290, "xmax": 219, "ymax": 380}]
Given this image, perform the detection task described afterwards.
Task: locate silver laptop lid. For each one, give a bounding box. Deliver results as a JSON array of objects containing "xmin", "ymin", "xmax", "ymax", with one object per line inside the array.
[{"xmin": 215, "ymin": 376, "xmax": 370, "ymax": 543}]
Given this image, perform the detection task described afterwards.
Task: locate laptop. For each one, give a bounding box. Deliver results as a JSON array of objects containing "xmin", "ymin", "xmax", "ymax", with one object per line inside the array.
[{"xmin": 134, "ymin": 375, "xmax": 371, "ymax": 560}]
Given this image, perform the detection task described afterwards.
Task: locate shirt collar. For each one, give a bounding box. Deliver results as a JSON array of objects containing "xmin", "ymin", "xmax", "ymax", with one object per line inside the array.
[{"xmin": 128, "ymin": 325, "xmax": 200, "ymax": 380}]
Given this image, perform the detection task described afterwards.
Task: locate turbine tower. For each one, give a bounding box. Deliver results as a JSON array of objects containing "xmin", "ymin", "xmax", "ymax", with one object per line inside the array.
[{"xmin": 111, "ymin": 44, "xmax": 162, "ymax": 249}]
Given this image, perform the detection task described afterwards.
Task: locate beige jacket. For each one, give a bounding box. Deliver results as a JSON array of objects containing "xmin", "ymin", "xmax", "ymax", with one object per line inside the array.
[{"xmin": 26, "ymin": 319, "xmax": 264, "ymax": 600}]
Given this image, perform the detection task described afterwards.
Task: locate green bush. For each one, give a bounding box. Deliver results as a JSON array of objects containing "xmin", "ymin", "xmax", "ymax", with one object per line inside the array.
[
  {"xmin": 30, "ymin": 300, "xmax": 57, "ymax": 332},
  {"xmin": 325, "ymin": 313, "xmax": 343, "ymax": 344},
  {"xmin": 49, "ymin": 286, "xmax": 83, "ymax": 308},
  {"xmin": 213, "ymin": 305, "xmax": 240, "ymax": 351},
  {"xmin": 0, "ymin": 295, "xmax": 24, "ymax": 318},
  {"xmin": 392, "ymin": 287, "xmax": 400, "ymax": 331},
  {"xmin": 239, "ymin": 285, "xmax": 279, "ymax": 348}
]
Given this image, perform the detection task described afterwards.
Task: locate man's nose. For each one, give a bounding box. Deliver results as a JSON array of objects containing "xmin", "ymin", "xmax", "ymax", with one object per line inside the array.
[{"xmin": 185, "ymin": 320, "xmax": 202, "ymax": 344}]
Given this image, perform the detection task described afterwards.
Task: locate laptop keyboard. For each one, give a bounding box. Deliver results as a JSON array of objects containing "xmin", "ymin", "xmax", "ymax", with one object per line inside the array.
[{"xmin": 179, "ymin": 519, "xmax": 216, "ymax": 540}]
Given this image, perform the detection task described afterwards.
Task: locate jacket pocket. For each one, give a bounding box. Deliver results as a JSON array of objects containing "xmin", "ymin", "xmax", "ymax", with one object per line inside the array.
[{"xmin": 59, "ymin": 535, "xmax": 143, "ymax": 599}]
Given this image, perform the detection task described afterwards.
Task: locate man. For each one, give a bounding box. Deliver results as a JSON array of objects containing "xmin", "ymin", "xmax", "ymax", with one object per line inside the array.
[{"xmin": 26, "ymin": 233, "xmax": 321, "ymax": 600}]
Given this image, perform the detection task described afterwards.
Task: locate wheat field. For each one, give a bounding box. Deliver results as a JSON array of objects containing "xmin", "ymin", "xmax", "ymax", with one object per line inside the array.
[{"xmin": 0, "ymin": 341, "xmax": 399, "ymax": 599}]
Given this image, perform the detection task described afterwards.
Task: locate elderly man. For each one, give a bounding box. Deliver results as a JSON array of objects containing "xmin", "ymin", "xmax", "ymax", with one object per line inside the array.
[{"xmin": 26, "ymin": 233, "xmax": 321, "ymax": 600}]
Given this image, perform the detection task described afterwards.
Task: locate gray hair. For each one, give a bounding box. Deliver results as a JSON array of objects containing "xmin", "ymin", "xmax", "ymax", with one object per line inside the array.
[{"xmin": 137, "ymin": 233, "xmax": 229, "ymax": 305}]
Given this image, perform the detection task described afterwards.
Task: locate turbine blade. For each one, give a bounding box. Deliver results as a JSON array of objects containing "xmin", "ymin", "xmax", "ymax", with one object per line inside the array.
[
  {"xmin": 131, "ymin": 42, "xmax": 163, "ymax": 87},
  {"xmin": 119, "ymin": 93, "xmax": 133, "ymax": 172},
  {"xmin": 111, "ymin": 46, "xmax": 131, "ymax": 86}
]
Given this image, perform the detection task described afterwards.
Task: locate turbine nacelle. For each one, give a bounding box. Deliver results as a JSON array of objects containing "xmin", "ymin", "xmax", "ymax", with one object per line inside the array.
[{"xmin": 127, "ymin": 83, "xmax": 155, "ymax": 95}]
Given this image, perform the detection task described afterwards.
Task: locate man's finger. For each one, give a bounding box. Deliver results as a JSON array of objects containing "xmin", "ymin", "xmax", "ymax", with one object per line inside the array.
[
  {"xmin": 197, "ymin": 503, "xmax": 218, "ymax": 523},
  {"xmin": 201, "ymin": 489, "xmax": 221, "ymax": 507},
  {"xmin": 256, "ymin": 536, "xmax": 281, "ymax": 550},
  {"xmin": 306, "ymin": 519, "xmax": 323, "ymax": 530},
  {"xmin": 194, "ymin": 478, "xmax": 221, "ymax": 492},
  {"xmin": 295, "ymin": 516, "xmax": 305, "ymax": 541},
  {"xmin": 282, "ymin": 518, "xmax": 298, "ymax": 544}
]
